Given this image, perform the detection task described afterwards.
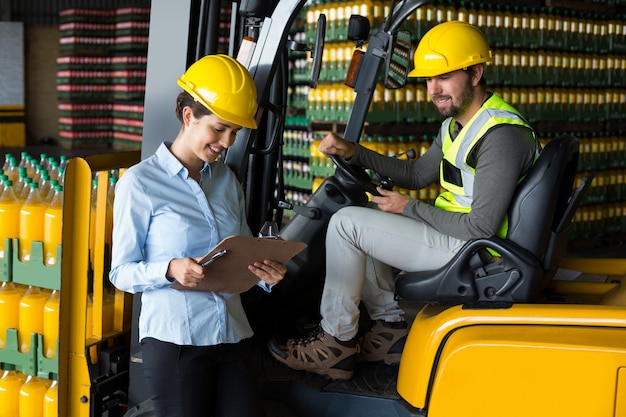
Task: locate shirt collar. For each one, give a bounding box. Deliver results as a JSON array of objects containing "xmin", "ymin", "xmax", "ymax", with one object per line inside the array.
[{"xmin": 156, "ymin": 142, "xmax": 211, "ymax": 178}]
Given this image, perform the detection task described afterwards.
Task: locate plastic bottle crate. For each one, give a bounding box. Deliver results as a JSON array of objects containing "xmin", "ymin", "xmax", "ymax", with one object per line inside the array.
[
  {"xmin": 7, "ymin": 239, "xmax": 62, "ymax": 291},
  {"xmin": 1, "ymin": 329, "xmax": 39, "ymax": 377},
  {"xmin": 0, "ymin": 240, "xmax": 61, "ymax": 380}
]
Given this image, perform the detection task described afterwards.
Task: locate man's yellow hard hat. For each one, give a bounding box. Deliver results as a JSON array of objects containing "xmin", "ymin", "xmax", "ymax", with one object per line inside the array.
[
  {"xmin": 408, "ymin": 21, "xmax": 493, "ymax": 78},
  {"xmin": 177, "ymin": 54, "xmax": 258, "ymax": 129}
]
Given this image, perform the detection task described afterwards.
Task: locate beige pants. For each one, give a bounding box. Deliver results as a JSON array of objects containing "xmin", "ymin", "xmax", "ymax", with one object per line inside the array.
[{"xmin": 320, "ymin": 205, "xmax": 466, "ymax": 341}]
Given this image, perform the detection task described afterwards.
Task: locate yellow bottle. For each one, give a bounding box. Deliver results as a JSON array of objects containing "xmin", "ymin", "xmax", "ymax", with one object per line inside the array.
[
  {"xmin": 19, "ymin": 182, "xmax": 46, "ymax": 263},
  {"xmin": 0, "ymin": 281, "xmax": 21, "ymax": 349},
  {"xmin": 43, "ymin": 185, "xmax": 63, "ymax": 266},
  {"xmin": 43, "ymin": 380, "xmax": 58, "ymax": 417},
  {"xmin": 42, "ymin": 290, "xmax": 59, "ymax": 359},
  {"xmin": 0, "ymin": 370, "xmax": 24, "ymax": 417},
  {"xmin": 18, "ymin": 376, "xmax": 50, "ymax": 417},
  {"xmin": 0, "ymin": 180, "xmax": 20, "ymax": 260},
  {"xmin": 18, "ymin": 286, "xmax": 46, "ymax": 354}
]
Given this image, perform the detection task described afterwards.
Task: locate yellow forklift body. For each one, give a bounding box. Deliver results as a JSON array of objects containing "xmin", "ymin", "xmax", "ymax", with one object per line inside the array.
[
  {"xmin": 398, "ymin": 298, "xmax": 626, "ymax": 416},
  {"xmin": 428, "ymin": 325, "xmax": 626, "ymax": 416}
]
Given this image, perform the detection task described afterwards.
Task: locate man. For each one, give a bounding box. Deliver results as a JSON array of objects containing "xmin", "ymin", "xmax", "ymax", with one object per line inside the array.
[{"xmin": 268, "ymin": 21, "xmax": 540, "ymax": 380}]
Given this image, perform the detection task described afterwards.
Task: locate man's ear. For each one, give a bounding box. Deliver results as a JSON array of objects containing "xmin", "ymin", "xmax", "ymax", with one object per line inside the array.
[{"xmin": 470, "ymin": 64, "xmax": 484, "ymax": 86}]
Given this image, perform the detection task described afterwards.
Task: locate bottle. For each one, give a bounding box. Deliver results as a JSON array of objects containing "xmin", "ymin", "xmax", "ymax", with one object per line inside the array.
[
  {"xmin": 2, "ymin": 153, "xmax": 13, "ymax": 172},
  {"xmin": 48, "ymin": 160, "xmax": 60, "ymax": 183},
  {"xmin": 59, "ymin": 155, "xmax": 69, "ymax": 171},
  {"xmin": 39, "ymin": 173, "xmax": 52, "ymax": 202},
  {"xmin": 19, "ymin": 375, "xmax": 50, "ymax": 417},
  {"xmin": 42, "ymin": 290, "xmax": 59, "ymax": 359},
  {"xmin": 19, "ymin": 182, "xmax": 46, "ymax": 262},
  {"xmin": 13, "ymin": 167, "xmax": 28, "ymax": 199},
  {"xmin": 38, "ymin": 153, "xmax": 49, "ymax": 172},
  {"xmin": 18, "ymin": 177, "xmax": 33, "ymax": 202},
  {"xmin": 107, "ymin": 176, "xmax": 117, "ymax": 207},
  {"xmin": 16, "ymin": 151, "xmax": 29, "ymax": 170},
  {"xmin": 32, "ymin": 164, "xmax": 44, "ymax": 187},
  {"xmin": 0, "ymin": 180, "xmax": 20, "ymax": 260},
  {"xmin": 0, "ymin": 370, "xmax": 24, "ymax": 417},
  {"xmin": 43, "ymin": 380, "xmax": 58, "ymax": 417},
  {"xmin": 0, "ymin": 282, "xmax": 20, "ymax": 349},
  {"xmin": 43, "ymin": 185, "xmax": 63, "ymax": 266},
  {"xmin": 18, "ymin": 286, "xmax": 46, "ymax": 354},
  {"xmin": 6, "ymin": 157, "xmax": 18, "ymax": 184}
]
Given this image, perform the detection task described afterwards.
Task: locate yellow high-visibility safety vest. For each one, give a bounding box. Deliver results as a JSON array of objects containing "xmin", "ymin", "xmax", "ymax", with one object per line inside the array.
[{"xmin": 434, "ymin": 93, "xmax": 538, "ymax": 238}]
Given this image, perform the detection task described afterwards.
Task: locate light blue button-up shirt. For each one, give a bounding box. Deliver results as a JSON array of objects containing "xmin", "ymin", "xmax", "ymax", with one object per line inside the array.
[{"xmin": 109, "ymin": 142, "xmax": 257, "ymax": 346}]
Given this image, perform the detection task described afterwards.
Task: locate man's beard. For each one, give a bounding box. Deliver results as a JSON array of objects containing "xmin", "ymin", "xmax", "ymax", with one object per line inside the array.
[{"xmin": 435, "ymin": 80, "xmax": 474, "ymax": 119}]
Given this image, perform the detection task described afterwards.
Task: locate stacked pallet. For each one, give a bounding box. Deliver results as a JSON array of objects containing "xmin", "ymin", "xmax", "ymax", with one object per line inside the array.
[{"xmin": 56, "ymin": 8, "xmax": 149, "ymax": 150}]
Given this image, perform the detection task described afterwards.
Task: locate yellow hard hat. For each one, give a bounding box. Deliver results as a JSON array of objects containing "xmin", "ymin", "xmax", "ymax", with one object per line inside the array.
[
  {"xmin": 177, "ymin": 54, "xmax": 258, "ymax": 129},
  {"xmin": 408, "ymin": 21, "xmax": 492, "ymax": 78}
]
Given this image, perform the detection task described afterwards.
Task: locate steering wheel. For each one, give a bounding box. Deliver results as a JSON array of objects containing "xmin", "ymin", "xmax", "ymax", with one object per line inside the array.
[{"xmin": 330, "ymin": 154, "xmax": 381, "ymax": 196}]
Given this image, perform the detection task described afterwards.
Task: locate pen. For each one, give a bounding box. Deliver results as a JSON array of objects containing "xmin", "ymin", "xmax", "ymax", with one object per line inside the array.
[{"xmin": 201, "ymin": 249, "xmax": 227, "ymax": 267}]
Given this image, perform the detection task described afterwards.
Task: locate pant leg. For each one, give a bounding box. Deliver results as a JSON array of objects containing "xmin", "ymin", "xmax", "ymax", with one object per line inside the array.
[
  {"xmin": 216, "ymin": 340, "xmax": 265, "ymax": 417},
  {"xmin": 360, "ymin": 256, "xmax": 404, "ymax": 323},
  {"xmin": 320, "ymin": 206, "xmax": 466, "ymax": 340},
  {"xmin": 141, "ymin": 338, "xmax": 265, "ymax": 417},
  {"xmin": 141, "ymin": 337, "xmax": 219, "ymax": 417}
]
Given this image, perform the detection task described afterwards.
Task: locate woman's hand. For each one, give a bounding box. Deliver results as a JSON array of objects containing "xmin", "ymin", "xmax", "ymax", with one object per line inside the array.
[
  {"xmin": 248, "ymin": 259, "xmax": 287, "ymax": 286},
  {"xmin": 166, "ymin": 258, "xmax": 206, "ymax": 288},
  {"xmin": 318, "ymin": 132, "xmax": 356, "ymax": 159},
  {"xmin": 168, "ymin": 256, "xmax": 287, "ymax": 288}
]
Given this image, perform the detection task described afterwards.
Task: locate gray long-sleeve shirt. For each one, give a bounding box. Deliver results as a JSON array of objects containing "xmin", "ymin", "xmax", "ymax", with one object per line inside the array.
[{"xmin": 350, "ymin": 124, "xmax": 538, "ymax": 241}]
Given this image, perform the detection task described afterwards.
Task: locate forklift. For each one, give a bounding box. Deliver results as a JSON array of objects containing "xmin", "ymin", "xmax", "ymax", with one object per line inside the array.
[{"xmin": 113, "ymin": 0, "xmax": 626, "ymax": 416}]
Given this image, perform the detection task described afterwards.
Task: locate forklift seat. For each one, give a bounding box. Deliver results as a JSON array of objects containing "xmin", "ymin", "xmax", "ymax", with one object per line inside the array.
[{"xmin": 395, "ymin": 135, "xmax": 589, "ymax": 304}]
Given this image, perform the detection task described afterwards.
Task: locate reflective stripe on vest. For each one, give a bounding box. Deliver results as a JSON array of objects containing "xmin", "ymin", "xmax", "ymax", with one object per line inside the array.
[{"xmin": 434, "ymin": 94, "xmax": 536, "ymax": 237}]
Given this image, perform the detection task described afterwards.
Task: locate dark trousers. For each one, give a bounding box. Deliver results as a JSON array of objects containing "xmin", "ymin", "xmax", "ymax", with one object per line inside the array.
[{"xmin": 141, "ymin": 337, "xmax": 265, "ymax": 417}]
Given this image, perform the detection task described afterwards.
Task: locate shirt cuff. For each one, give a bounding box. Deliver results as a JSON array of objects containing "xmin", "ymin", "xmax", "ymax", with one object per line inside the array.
[{"xmin": 256, "ymin": 280, "xmax": 273, "ymax": 293}]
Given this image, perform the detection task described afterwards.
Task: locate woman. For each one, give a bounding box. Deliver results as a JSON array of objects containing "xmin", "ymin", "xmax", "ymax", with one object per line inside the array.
[{"xmin": 109, "ymin": 54, "xmax": 286, "ymax": 417}]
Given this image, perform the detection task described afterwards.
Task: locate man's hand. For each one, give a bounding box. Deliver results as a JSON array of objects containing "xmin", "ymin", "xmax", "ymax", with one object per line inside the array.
[
  {"xmin": 371, "ymin": 187, "xmax": 410, "ymax": 214},
  {"xmin": 318, "ymin": 132, "xmax": 356, "ymax": 159}
]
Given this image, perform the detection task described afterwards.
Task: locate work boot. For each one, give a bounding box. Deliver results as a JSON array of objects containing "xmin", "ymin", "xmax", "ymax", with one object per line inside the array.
[
  {"xmin": 268, "ymin": 327, "xmax": 358, "ymax": 380},
  {"xmin": 358, "ymin": 320, "xmax": 408, "ymax": 365}
]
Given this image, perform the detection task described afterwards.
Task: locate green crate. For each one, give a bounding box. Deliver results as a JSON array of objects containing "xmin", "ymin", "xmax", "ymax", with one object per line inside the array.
[
  {"xmin": 12, "ymin": 240, "xmax": 61, "ymax": 291},
  {"xmin": 0, "ymin": 329, "xmax": 38, "ymax": 376}
]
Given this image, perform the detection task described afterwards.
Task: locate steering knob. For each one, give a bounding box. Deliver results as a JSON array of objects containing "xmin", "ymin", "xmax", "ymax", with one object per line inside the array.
[{"xmin": 378, "ymin": 176, "xmax": 394, "ymax": 190}]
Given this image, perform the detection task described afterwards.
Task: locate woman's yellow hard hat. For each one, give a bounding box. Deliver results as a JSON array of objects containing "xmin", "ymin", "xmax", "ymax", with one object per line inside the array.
[
  {"xmin": 177, "ymin": 54, "xmax": 258, "ymax": 129},
  {"xmin": 409, "ymin": 21, "xmax": 493, "ymax": 78}
]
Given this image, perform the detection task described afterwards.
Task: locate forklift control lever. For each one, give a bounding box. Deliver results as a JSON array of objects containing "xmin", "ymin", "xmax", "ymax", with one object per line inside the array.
[{"xmin": 277, "ymin": 200, "xmax": 322, "ymax": 220}]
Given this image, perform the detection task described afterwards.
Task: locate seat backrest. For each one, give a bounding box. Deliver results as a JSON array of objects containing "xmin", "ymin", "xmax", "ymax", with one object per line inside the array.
[
  {"xmin": 505, "ymin": 135, "xmax": 580, "ymax": 274},
  {"xmin": 395, "ymin": 135, "xmax": 586, "ymax": 304}
]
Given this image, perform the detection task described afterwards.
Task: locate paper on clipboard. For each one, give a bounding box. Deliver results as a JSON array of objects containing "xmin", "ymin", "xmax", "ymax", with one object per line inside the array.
[{"xmin": 171, "ymin": 235, "xmax": 307, "ymax": 294}]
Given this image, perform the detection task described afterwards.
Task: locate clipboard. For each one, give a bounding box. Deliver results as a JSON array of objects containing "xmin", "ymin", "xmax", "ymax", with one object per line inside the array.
[{"xmin": 171, "ymin": 235, "xmax": 307, "ymax": 294}]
